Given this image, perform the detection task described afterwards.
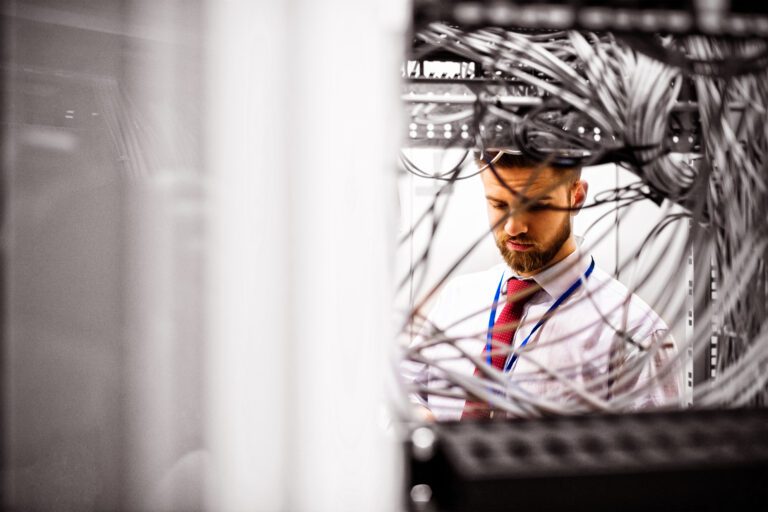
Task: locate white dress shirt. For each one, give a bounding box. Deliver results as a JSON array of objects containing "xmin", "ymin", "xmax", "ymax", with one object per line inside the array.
[{"xmin": 406, "ymin": 247, "xmax": 684, "ymax": 421}]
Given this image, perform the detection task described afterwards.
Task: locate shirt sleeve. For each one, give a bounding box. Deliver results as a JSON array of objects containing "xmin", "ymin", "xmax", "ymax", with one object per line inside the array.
[{"xmin": 609, "ymin": 328, "xmax": 685, "ymax": 410}]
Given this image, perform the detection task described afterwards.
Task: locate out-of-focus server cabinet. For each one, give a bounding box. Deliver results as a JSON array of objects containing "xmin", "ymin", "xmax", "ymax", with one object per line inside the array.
[{"xmin": 1, "ymin": 2, "xmax": 205, "ymax": 510}]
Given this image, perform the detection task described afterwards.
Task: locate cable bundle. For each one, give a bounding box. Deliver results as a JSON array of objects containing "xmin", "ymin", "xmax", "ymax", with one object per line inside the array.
[{"xmin": 399, "ymin": 25, "xmax": 768, "ymax": 418}]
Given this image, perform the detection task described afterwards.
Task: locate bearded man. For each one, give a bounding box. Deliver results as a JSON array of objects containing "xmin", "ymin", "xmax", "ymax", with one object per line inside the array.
[{"xmin": 408, "ymin": 152, "xmax": 684, "ymax": 421}]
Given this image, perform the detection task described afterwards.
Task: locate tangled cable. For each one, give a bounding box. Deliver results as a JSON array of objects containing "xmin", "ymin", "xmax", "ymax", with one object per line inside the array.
[{"xmin": 397, "ymin": 25, "xmax": 768, "ymax": 419}]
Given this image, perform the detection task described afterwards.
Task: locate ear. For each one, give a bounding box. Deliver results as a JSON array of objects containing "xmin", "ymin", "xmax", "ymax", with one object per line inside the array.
[{"xmin": 571, "ymin": 180, "xmax": 588, "ymax": 214}]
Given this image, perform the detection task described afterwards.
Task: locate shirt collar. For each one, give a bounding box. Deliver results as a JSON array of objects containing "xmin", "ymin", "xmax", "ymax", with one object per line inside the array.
[{"xmin": 503, "ymin": 243, "xmax": 591, "ymax": 300}]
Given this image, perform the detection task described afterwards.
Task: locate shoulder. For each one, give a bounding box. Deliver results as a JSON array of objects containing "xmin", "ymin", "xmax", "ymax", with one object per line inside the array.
[
  {"xmin": 442, "ymin": 263, "xmax": 507, "ymax": 295},
  {"xmin": 585, "ymin": 264, "xmax": 670, "ymax": 334},
  {"xmin": 426, "ymin": 263, "xmax": 506, "ymax": 326}
]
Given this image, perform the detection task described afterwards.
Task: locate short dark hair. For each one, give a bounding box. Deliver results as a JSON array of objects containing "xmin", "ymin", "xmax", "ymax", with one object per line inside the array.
[{"xmin": 474, "ymin": 149, "xmax": 582, "ymax": 183}]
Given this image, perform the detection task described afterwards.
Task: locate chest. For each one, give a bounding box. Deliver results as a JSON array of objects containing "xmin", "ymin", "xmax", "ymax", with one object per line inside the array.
[{"xmin": 428, "ymin": 288, "xmax": 616, "ymax": 379}]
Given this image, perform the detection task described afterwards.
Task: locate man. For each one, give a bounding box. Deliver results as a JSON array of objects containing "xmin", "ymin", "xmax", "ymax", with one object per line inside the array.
[{"xmin": 406, "ymin": 151, "xmax": 684, "ymax": 421}]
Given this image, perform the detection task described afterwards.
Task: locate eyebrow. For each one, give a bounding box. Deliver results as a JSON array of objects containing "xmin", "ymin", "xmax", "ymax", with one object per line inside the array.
[{"xmin": 485, "ymin": 194, "xmax": 553, "ymax": 202}]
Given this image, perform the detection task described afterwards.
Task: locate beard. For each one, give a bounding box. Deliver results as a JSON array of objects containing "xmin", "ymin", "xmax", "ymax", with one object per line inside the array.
[{"xmin": 495, "ymin": 217, "xmax": 572, "ymax": 274}]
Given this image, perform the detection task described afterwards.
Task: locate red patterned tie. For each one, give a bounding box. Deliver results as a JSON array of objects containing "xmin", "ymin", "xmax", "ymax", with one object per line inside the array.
[{"xmin": 461, "ymin": 277, "xmax": 537, "ymax": 419}]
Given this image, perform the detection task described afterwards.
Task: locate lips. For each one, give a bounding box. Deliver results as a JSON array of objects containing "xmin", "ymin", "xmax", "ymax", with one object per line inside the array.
[{"xmin": 506, "ymin": 240, "xmax": 534, "ymax": 252}]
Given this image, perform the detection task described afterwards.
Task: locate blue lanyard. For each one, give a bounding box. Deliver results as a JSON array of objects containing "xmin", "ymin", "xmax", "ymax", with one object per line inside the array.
[{"xmin": 486, "ymin": 256, "xmax": 595, "ymax": 373}]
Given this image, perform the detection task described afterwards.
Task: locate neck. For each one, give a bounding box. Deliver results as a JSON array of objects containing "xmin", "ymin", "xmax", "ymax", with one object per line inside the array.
[{"xmin": 517, "ymin": 236, "xmax": 577, "ymax": 278}]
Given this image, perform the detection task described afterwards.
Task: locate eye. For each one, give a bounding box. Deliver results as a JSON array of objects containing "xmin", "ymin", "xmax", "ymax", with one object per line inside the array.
[
  {"xmin": 527, "ymin": 202, "xmax": 551, "ymax": 212},
  {"xmin": 489, "ymin": 201, "xmax": 506, "ymax": 211}
]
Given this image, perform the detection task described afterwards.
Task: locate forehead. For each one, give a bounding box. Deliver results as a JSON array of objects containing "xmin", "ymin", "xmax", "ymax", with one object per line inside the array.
[{"xmin": 480, "ymin": 165, "xmax": 567, "ymax": 196}]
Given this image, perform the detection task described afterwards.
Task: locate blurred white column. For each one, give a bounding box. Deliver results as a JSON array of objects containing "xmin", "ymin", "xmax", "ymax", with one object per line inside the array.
[
  {"xmin": 204, "ymin": 1, "xmax": 404, "ymax": 511},
  {"xmin": 284, "ymin": 1, "xmax": 404, "ymax": 509},
  {"xmin": 204, "ymin": 1, "xmax": 291, "ymax": 511}
]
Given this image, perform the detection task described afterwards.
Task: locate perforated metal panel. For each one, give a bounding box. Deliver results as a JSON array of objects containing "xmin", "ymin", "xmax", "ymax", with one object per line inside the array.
[{"xmin": 408, "ymin": 409, "xmax": 768, "ymax": 511}]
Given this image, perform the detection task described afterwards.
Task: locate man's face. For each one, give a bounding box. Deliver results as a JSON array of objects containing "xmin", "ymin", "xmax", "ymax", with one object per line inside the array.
[{"xmin": 480, "ymin": 165, "xmax": 587, "ymax": 276}]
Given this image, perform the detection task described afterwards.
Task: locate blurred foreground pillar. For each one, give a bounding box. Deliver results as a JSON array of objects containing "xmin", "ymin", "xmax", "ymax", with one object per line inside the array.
[{"xmin": 204, "ymin": 1, "xmax": 404, "ymax": 510}]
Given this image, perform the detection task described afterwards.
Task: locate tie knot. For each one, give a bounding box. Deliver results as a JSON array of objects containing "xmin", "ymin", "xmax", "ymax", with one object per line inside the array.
[{"xmin": 506, "ymin": 277, "xmax": 536, "ymax": 303}]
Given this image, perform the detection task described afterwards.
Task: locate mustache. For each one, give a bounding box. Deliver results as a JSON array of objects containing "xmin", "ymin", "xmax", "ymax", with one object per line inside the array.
[{"xmin": 501, "ymin": 235, "xmax": 535, "ymax": 245}]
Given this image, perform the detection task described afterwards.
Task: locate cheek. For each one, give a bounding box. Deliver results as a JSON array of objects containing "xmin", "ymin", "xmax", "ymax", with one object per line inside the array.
[
  {"xmin": 530, "ymin": 211, "xmax": 564, "ymax": 236},
  {"xmin": 487, "ymin": 207, "xmax": 505, "ymax": 227}
]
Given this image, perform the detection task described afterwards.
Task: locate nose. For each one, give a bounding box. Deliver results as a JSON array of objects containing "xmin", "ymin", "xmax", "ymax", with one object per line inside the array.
[{"xmin": 504, "ymin": 211, "xmax": 528, "ymax": 238}]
